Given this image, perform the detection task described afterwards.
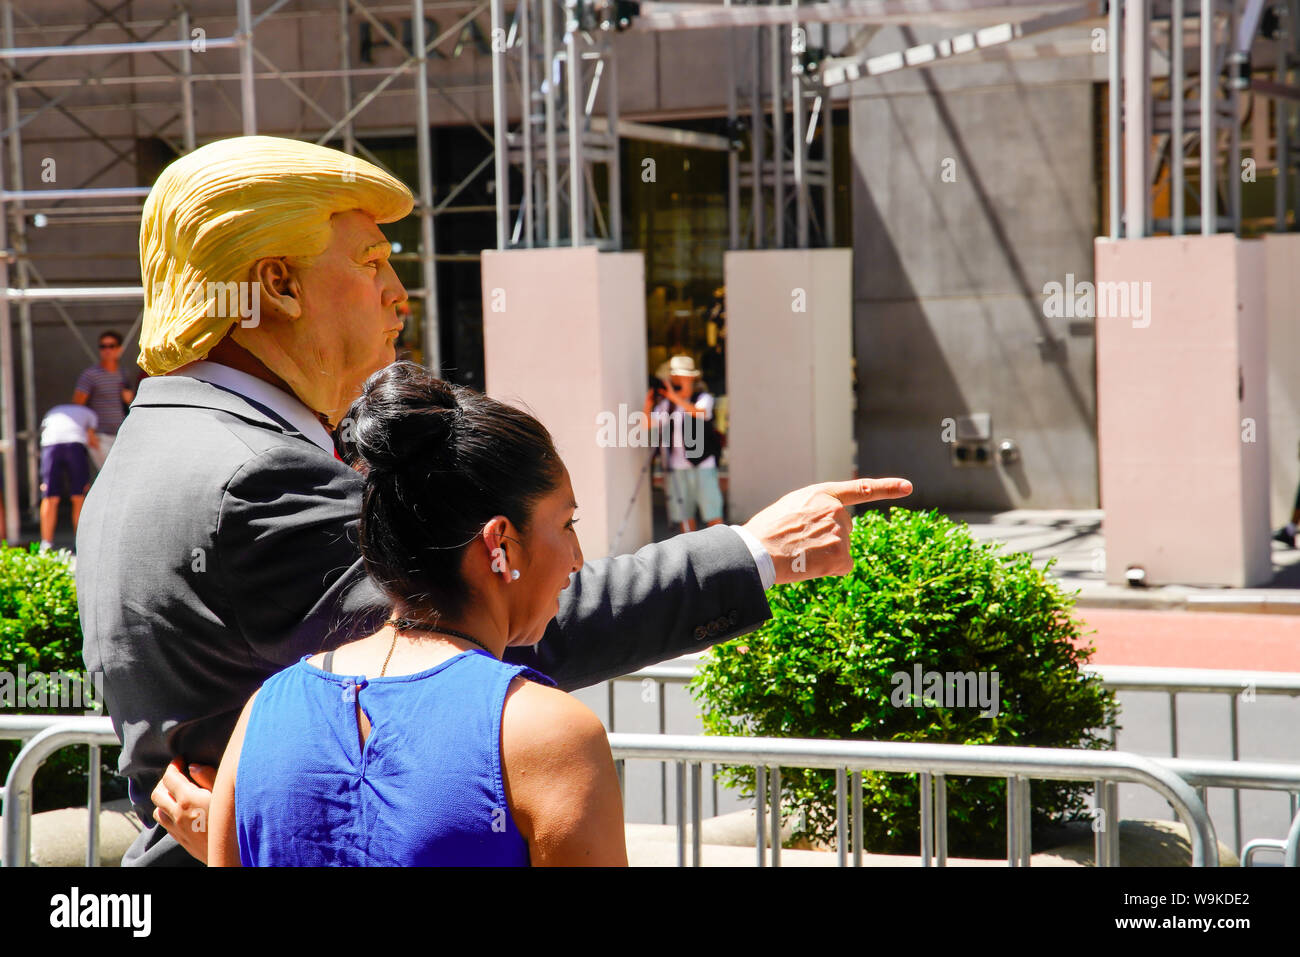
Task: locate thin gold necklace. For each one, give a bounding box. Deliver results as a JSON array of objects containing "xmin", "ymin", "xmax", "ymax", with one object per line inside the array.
[{"xmin": 381, "ymin": 617, "xmax": 496, "ymax": 676}]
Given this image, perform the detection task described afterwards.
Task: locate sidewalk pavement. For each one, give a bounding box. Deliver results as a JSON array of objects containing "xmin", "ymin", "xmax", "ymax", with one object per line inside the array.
[{"xmin": 951, "ymin": 509, "xmax": 1300, "ymax": 614}]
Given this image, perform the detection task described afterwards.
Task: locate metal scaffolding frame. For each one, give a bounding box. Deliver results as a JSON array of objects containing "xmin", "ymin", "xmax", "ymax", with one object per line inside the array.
[
  {"xmin": 0, "ymin": 0, "xmax": 509, "ymax": 543},
  {"xmin": 1, "ymin": 0, "xmax": 1294, "ymax": 545},
  {"xmin": 488, "ymin": 0, "xmax": 879, "ymax": 250},
  {"xmin": 488, "ymin": 0, "xmax": 1132, "ymax": 253},
  {"xmin": 1114, "ymin": 0, "xmax": 1300, "ymax": 238}
]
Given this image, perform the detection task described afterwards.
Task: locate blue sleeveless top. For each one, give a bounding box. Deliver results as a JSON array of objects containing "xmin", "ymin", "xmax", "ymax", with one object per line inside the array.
[{"xmin": 235, "ymin": 649, "xmax": 554, "ymax": 866}]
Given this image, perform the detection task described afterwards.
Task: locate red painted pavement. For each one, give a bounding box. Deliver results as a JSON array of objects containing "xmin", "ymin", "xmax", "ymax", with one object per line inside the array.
[{"xmin": 1070, "ymin": 608, "xmax": 1300, "ymax": 672}]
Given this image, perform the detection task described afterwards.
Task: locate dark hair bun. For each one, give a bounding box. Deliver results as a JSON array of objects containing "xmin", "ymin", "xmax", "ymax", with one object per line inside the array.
[
  {"xmin": 342, "ymin": 360, "xmax": 565, "ymax": 622},
  {"xmin": 340, "ymin": 361, "xmax": 460, "ymax": 471}
]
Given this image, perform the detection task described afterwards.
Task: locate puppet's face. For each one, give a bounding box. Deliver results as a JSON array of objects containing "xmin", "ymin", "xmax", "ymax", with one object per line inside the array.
[{"xmin": 233, "ymin": 209, "xmax": 408, "ymax": 427}]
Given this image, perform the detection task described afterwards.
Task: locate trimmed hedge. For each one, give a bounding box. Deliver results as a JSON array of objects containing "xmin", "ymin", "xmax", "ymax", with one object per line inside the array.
[
  {"xmin": 0, "ymin": 543, "xmax": 124, "ymax": 812},
  {"xmin": 690, "ymin": 508, "xmax": 1119, "ymax": 858}
]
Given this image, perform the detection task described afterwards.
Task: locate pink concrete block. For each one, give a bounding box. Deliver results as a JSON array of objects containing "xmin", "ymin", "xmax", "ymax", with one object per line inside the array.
[
  {"xmin": 1095, "ymin": 235, "xmax": 1269, "ymax": 586},
  {"xmin": 481, "ymin": 247, "xmax": 651, "ymax": 557}
]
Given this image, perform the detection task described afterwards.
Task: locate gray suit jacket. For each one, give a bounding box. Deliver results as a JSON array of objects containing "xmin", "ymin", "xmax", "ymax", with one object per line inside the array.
[{"xmin": 76, "ymin": 374, "xmax": 771, "ymax": 865}]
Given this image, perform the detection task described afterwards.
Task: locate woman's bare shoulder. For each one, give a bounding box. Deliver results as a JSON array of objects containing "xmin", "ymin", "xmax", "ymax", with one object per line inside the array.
[{"xmin": 500, "ymin": 677, "xmax": 606, "ymax": 761}]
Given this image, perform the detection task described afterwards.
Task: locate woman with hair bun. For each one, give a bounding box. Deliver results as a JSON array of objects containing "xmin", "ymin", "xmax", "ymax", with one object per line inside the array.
[{"xmin": 206, "ymin": 361, "xmax": 626, "ymax": 866}]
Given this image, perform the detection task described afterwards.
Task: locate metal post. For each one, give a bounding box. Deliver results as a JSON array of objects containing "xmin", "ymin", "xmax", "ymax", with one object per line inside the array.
[
  {"xmin": 1123, "ymin": 0, "xmax": 1149, "ymax": 237},
  {"xmin": 920, "ymin": 770, "xmax": 933, "ymax": 866},
  {"xmin": 726, "ymin": 0, "xmax": 740, "ymax": 250},
  {"xmin": 792, "ymin": 1, "xmax": 807, "ymax": 248},
  {"xmin": 1170, "ymin": 692, "xmax": 1179, "ymax": 757},
  {"xmin": 1229, "ymin": 0, "xmax": 1241, "ymax": 234},
  {"xmin": 412, "ymin": 0, "xmax": 441, "ymax": 377},
  {"xmin": 615, "ymin": 757, "xmax": 624, "ymax": 797},
  {"xmin": 1020, "ymin": 777, "xmax": 1032, "ymax": 866},
  {"xmin": 564, "ymin": 5, "xmax": 583, "ymax": 245},
  {"xmin": 237, "ymin": 0, "xmax": 256, "ymax": 134},
  {"xmin": 339, "ymin": 0, "xmax": 355, "ymax": 156},
  {"xmin": 86, "ymin": 742, "xmax": 101, "ymax": 867},
  {"xmin": 660, "ymin": 755, "xmax": 667, "ymax": 825},
  {"xmin": 605, "ymin": 36, "xmax": 621, "ymax": 249},
  {"xmin": 1007, "ymin": 775, "xmax": 1019, "ymax": 866},
  {"xmin": 1202, "ymin": 0, "xmax": 1215, "ymax": 234},
  {"xmin": 0, "ymin": 174, "xmax": 19, "ymax": 545},
  {"xmin": 1276, "ymin": 3, "xmax": 1290, "ymax": 231},
  {"xmin": 1108, "ymin": 781, "xmax": 1121, "ymax": 866},
  {"xmin": 179, "ymin": 7, "xmax": 197, "ymax": 152},
  {"xmin": 2, "ymin": 1, "xmax": 34, "ymax": 522},
  {"xmin": 544, "ymin": 0, "xmax": 559, "ymax": 244},
  {"xmin": 1094, "ymin": 778, "xmax": 1109, "ymax": 866},
  {"xmin": 1109, "ymin": 0, "xmax": 1122, "ymax": 237},
  {"xmin": 1230, "ymin": 693, "xmax": 1241, "ymax": 855},
  {"xmin": 752, "ymin": 18, "xmax": 764, "ymax": 247},
  {"xmin": 935, "ymin": 773, "xmax": 947, "ymax": 866},
  {"xmin": 769, "ymin": 764, "xmax": 781, "ymax": 866},
  {"xmin": 770, "ymin": 8, "xmax": 784, "ymax": 247},
  {"xmin": 755, "ymin": 764, "xmax": 767, "ymax": 866},
  {"xmin": 606, "ymin": 680, "xmax": 615, "ymax": 732},
  {"xmin": 836, "ymin": 766, "xmax": 847, "ymax": 866},
  {"xmin": 851, "ymin": 769, "xmax": 862, "ymax": 867},
  {"xmin": 491, "ymin": 0, "xmax": 510, "ymax": 249},
  {"xmin": 691, "ymin": 761, "xmax": 702, "ymax": 866},
  {"xmin": 675, "ymin": 760, "xmax": 686, "ymax": 867},
  {"xmin": 822, "ymin": 27, "xmax": 835, "ymax": 247},
  {"xmin": 1172, "ymin": 0, "xmax": 1185, "ymax": 234},
  {"xmin": 521, "ymin": 0, "xmax": 534, "ymax": 247}
]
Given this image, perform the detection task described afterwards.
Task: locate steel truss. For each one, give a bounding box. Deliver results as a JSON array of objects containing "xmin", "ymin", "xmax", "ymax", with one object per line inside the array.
[
  {"xmin": 0, "ymin": 0, "xmax": 510, "ymax": 542},
  {"xmin": 490, "ymin": 0, "xmax": 1123, "ymax": 252},
  {"xmin": 0, "ymin": 0, "xmax": 1293, "ymax": 544},
  {"xmin": 1114, "ymin": 0, "xmax": 1300, "ymax": 238}
]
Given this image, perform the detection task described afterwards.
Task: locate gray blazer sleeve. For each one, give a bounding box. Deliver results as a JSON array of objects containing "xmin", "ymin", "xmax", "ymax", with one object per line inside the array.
[
  {"xmin": 219, "ymin": 446, "xmax": 771, "ymax": 690},
  {"xmin": 507, "ymin": 523, "xmax": 771, "ymax": 690}
]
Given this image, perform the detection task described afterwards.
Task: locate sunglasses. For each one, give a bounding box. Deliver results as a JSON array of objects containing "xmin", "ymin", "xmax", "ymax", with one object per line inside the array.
[{"xmin": 99, "ymin": 342, "xmax": 119, "ymax": 350}]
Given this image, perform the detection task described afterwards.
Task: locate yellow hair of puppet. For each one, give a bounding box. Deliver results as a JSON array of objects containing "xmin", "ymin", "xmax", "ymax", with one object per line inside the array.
[{"xmin": 138, "ymin": 135, "xmax": 414, "ymax": 375}]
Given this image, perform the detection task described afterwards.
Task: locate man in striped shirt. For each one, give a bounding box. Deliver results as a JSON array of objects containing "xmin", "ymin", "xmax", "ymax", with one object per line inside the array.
[{"xmin": 73, "ymin": 330, "xmax": 136, "ymax": 470}]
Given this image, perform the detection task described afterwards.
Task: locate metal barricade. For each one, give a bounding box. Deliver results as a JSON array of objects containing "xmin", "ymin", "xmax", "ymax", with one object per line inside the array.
[
  {"xmin": 7, "ymin": 699, "xmax": 1300, "ymax": 867},
  {"xmin": 1, "ymin": 715, "xmax": 117, "ymax": 867},
  {"xmin": 1094, "ymin": 666, "xmax": 1300, "ymax": 855},
  {"xmin": 607, "ymin": 732, "xmax": 1219, "ymax": 867},
  {"xmin": 613, "ymin": 661, "xmax": 1300, "ymax": 856}
]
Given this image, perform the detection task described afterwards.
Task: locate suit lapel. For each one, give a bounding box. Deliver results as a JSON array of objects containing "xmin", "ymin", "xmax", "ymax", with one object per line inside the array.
[{"xmin": 132, "ymin": 374, "xmax": 318, "ymax": 448}]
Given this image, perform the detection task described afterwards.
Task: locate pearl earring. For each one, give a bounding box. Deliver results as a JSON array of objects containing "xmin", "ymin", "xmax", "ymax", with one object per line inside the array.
[{"xmin": 511, "ymin": 569, "xmax": 521, "ymax": 581}]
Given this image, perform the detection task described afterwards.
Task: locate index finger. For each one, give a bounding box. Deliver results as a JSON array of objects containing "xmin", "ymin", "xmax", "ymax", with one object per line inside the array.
[{"xmin": 818, "ymin": 478, "xmax": 913, "ymax": 507}]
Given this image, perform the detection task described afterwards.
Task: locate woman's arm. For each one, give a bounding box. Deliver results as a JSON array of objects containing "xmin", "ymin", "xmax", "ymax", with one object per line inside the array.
[
  {"xmin": 501, "ymin": 678, "xmax": 627, "ymax": 866},
  {"xmin": 207, "ymin": 690, "xmax": 259, "ymax": 867}
]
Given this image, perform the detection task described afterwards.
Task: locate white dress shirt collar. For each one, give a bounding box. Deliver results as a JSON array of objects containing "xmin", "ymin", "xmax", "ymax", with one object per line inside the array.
[{"xmin": 174, "ymin": 360, "xmax": 336, "ymax": 455}]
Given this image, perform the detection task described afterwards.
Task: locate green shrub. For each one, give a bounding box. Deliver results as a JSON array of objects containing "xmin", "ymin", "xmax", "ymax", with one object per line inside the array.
[
  {"xmin": 689, "ymin": 508, "xmax": 1119, "ymax": 858},
  {"xmin": 0, "ymin": 543, "xmax": 124, "ymax": 812}
]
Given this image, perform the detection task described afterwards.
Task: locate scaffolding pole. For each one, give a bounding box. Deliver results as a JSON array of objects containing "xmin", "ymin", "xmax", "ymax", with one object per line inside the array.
[
  {"xmin": 3, "ymin": 1, "xmax": 35, "ymax": 520},
  {"xmin": 0, "ymin": 174, "xmax": 18, "ymax": 544},
  {"xmin": 412, "ymin": 0, "xmax": 442, "ymax": 376}
]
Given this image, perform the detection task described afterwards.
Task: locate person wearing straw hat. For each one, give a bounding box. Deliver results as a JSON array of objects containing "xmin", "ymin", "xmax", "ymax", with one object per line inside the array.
[{"xmin": 650, "ymin": 354, "xmax": 725, "ymax": 534}]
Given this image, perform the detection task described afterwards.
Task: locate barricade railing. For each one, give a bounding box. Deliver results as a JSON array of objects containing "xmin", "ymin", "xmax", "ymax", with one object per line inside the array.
[
  {"xmin": 613, "ymin": 662, "xmax": 1300, "ymax": 856},
  {"xmin": 606, "ymin": 732, "xmax": 1220, "ymax": 867},
  {"xmin": 1, "ymin": 715, "xmax": 117, "ymax": 867},
  {"xmin": 7, "ymin": 717, "xmax": 1300, "ymax": 868}
]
